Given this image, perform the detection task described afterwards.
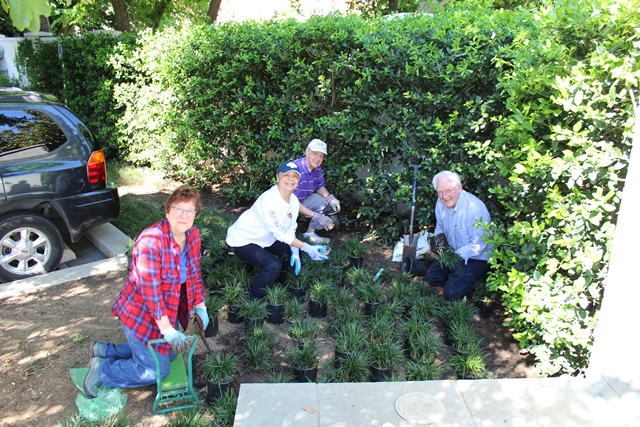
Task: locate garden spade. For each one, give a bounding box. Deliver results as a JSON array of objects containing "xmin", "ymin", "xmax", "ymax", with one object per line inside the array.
[{"xmin": 407, "ymin": 156, "xmax": 423, "ymax": 247}]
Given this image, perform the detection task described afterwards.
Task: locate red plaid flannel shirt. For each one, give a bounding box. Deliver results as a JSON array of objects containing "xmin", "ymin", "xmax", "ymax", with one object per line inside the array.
[{"xmin": 112, "ymin": 218, "xmax": 205, "ymax": 355}]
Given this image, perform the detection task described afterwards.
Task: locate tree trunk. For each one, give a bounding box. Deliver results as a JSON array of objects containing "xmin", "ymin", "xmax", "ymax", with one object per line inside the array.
[
  {"xmin": 39, "ymin": 15, "xmax": 51, "ymax": 33},
  {"xmin": 389, "ymin": 0, "xmax": 399, "ymax": 12},
  {"xmin": 207, "ymin": 0, "xmax": 223, "ymax": 23},
  {"xmin": 111, "ymin": 0, "xmax": 131, "ymax": 32},
  {"xmin": 149, "ymin": 0, "xmax": 170, "ymax": 29}
]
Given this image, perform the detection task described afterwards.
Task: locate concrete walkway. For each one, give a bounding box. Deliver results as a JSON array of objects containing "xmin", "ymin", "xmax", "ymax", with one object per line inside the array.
[
  {"xmin": 0, "ymin": 223, "xmax": 129, "ymax": 299},
  {"xmin": 234, "ymin": 376, "xmax": 639, "ymax": 426}
]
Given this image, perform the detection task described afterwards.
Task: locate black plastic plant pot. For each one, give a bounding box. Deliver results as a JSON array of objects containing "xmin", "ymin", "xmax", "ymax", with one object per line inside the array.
[
  {"xmin": 348, "ymin": 256, "xmax": 363, "ymax": 269},
  {"xmin": 267, "ymin": 304, "xmax": 285, "ymax": 325},
  {"xmin": 363, "ymin": 301, "xmax": 380, "ymax": 317},
  {"xmin": 205, "ymin": 378, "xmax": 233, "ymax": 405},
  {"xmin": 475, "ymin": 299, "xmax": 492, "ymax": 319},
  {"xmin": 290, "ymin": 287, "xmax": 306, "ymax": 301},
  {"xmin": 402, "ymin": 257, "xmax": 427, "ymax": 276},
  {"xmin": 227, "ymin": 304, "xmax": 244, "ymax": 324},
  {"xmin": 205, "ymin": 315, "xmax": 219, "ymax": 337},
  {"xmin": 292, "ymin": 366, "xmax": 318, "ymax": 383},
  {"xmin": 308, "ymin": 300, "xmax": 328, "ymax": 318},
  {"xmin": 323, "ymin": 204, "xmax": 341, "ymax": 226},
  {"xmin": 370, "ymin": 365, "xmax": 392, "ymax": 382},
  {"xmin": 458, "ymin": 374, "xmax": 480, "ymax": 380},
  {"xmin": 403, "ymin": 337, "xmax": 412, "ymax": 358},
  {"xmin": 334, "ymin": 349, "xmax": 351, "ymax": 369}
]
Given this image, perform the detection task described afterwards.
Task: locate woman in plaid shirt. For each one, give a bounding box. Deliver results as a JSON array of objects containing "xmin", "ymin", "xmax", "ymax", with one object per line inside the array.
[{"xmin": 83, "ymin": 185, "xmax": 208, "ymax": 398}]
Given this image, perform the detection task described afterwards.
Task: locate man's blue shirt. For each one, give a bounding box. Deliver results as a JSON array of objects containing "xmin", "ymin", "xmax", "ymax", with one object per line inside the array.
[{"xmin": 434, "ymin": 190, "xmax": 492, "ymax": 262}]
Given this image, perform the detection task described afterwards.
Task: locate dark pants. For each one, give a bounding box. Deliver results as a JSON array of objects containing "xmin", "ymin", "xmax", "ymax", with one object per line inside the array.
[
  {"xmin": 426, "ymin": 259, "xmax": 490, "ymax": 301},
  {"xmin": 229, "ymin": 241, "xmax": 291, "ymax": 299}
]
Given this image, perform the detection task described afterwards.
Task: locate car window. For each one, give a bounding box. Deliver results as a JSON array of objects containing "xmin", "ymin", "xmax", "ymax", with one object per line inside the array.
[
  {"xmin": 0, "ymin": 109, "xmax": 68, "ymax": 160},
  {"xmin": 75, "ymin": 120, "xmax": 96, "ymax": 146}
]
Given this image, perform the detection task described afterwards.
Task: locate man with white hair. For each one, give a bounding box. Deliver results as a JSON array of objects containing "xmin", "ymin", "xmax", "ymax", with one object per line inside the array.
[
  {"xmin": 426, "ymin": 170, "xmax": 493, "ymax": 301},
  {"xmin": 293, "ymin": 138, "xmax": 341, "ymax": 244}
]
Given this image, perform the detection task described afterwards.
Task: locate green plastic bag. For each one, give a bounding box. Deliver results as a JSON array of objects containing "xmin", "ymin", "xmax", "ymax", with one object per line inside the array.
[{"xmin": 70, "ymin": 368, "xmax": 128, "ymax": 421}]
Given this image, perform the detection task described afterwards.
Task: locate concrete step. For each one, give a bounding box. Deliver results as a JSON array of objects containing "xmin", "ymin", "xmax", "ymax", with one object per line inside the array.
[{"xmin": 234, "ymin": 376, "xmax": 640, "ymax": 427}]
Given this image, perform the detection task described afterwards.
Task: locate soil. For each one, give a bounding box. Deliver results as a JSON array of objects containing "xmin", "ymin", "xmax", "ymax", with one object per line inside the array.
[{"xmin": 0, "ymin": 181, "xmax": 538, "ymax": 427}]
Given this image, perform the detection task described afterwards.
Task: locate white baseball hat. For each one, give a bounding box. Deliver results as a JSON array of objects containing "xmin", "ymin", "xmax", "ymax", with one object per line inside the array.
[{"xmin": 307, "ymin": 138, "xmax": 327, "ymax": 155}]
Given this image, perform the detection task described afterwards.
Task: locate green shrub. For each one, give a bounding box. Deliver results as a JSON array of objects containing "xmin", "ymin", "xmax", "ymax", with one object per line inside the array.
[
  {"xmin": 59, "ymin": 32, "xmax": 137, "ymax": 157},
  {"xmin": 483, "ymin": 0, "xmax": 639, "ymax": 375},
  {"xmin": 15, "ymin": 38, "xmax": 63, "ymax": 95}
]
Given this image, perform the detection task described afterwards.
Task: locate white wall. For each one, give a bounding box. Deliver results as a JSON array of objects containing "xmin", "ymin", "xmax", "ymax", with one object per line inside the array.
[
  {"xmin": 587, "ymin": 111, "xmax": 640, "ymax": 398},
  {"xmin": 0, "ymin": 33, "xmax": 57, "ymax": 87},
  {"xmin": 0, "ymin": 36, "xmax": 26, "ymax": 85}
]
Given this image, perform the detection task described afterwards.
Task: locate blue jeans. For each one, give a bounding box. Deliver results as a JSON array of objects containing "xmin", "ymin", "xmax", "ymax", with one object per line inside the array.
[
  {"xmin": 99, "ymin": 323, "xmax": 176, "ymax": 389},
  {"xmin": 426, "ymin": 259, "xmax": 490, "ymax": 301},
  {"xmin": 230, "ymin": 241, "xmax": 291, "ymax": 299}
]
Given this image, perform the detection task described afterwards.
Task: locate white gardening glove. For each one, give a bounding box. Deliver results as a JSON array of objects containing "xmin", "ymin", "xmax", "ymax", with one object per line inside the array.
[
  {"xmin": 301, "ymin": 243, "xmax": 329, "ymax": 261},
  {"xmin": 325, "ymin": 194, "xmax": 341, "ymax": 213},
  {"xmin": 416, "ymin": 246, "xmax": 430, "ymax": 258},
  {"xmin": 311, "ymin": 212, "xmax": 335, "ymax": 230}
]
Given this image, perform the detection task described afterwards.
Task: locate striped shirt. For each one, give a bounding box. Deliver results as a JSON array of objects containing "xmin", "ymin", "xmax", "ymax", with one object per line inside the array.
[{"xmin": 292, "ymin": 156, "xmax": 325, "ymax": 202}]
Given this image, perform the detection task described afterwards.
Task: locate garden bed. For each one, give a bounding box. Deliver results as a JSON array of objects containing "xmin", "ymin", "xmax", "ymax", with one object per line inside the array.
[
  {"xmin": 0, "ymin": 182, "xmax": 539, "ymax": 426},
  {"xmin": 194, "ymin": 228, "xmax": 539, "ymax": 404}
]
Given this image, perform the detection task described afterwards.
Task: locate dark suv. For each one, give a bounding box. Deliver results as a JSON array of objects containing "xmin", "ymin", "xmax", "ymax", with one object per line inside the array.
[{"xmin": 0, "ymin": 88, "xmax": 120, "ymax": 282}]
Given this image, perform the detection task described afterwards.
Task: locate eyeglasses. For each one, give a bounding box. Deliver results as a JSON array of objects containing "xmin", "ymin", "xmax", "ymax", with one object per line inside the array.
[
  {"xmin": 436, "ymin": 186, "xmax": 459, "ymax": 197},
  {"xmin": 171, "ymin": 206, "xmax": 198, "ymax": 217}
]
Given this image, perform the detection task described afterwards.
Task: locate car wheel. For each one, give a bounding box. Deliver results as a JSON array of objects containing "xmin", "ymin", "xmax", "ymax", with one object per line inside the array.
[{"xmin": 0, "ymin": 212, "xmax": 64, "ymax": 282}]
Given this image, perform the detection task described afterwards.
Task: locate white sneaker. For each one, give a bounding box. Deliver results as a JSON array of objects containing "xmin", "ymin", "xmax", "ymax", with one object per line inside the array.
[{"xmin": 304, "ymin": 232, "xmax": 330, "ymax": 245}]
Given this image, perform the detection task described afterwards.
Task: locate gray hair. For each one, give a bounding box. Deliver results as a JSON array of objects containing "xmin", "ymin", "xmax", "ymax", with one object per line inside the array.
[{"xmin": 432, "ymin": 171, "xmax": 462, "ymax": 190}]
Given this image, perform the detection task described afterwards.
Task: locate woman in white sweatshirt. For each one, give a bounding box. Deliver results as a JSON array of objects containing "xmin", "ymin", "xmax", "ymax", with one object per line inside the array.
[{"xmin": 226, "ymin": 160, "xmax": 328, "ymax": 299}]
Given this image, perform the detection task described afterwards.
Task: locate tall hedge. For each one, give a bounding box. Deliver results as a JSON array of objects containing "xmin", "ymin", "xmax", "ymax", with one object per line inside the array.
[
  {"xmin": 58, "ymin": 32, "xmax": 137, "ymax": 157},
  {"xmin": 484, "ymin": 2, "xmax": 639, "ymax": 375},
  {"xmin": 114, "ymin": 8, "xmax": 513, "ymax": 237},
  {"xmin": 15, "ymin": 38, "xmax": 63, "ymax": 97},
  {"xmin": 14, "ymin": 0, "xmax": 640, "ymax": 375}
]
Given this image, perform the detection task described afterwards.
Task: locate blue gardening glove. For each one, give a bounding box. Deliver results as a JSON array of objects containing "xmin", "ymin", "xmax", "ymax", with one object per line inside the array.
[
  {"xmin": 195, "ymin": 306, "xmax": 209, "ymax": 331},
  {"xmin": 311, "ymin": 212, "xmax": 335, "ymax": 230},
  {"xmin": 325, "ymin": 194, "xmax": 341, "ymax": 213},
  {"xmin": 302, "ymin": 243, "xmax": 329, "ymax": 261},
  {"xmin": 290, "ymin": 247, "xmax": 301, "ymax": 275},
  {"xmin": 161, "ymin": 327, "xmax": 188, "ymax": 353}
]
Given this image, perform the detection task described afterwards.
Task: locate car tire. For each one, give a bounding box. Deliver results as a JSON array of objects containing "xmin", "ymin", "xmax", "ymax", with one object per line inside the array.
[{"xmin": 0, "ymin": 211, "xmax": 64, "ymax": 282}]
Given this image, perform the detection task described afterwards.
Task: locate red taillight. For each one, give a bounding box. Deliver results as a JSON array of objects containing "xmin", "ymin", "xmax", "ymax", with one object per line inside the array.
[{"xmin": 87, "ymin": 149, "xmax": 106, "ymax": 184}]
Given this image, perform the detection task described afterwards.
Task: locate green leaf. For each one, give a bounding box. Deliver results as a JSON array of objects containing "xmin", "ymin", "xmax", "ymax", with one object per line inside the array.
[{"xmin": 8, "ymin": 0, "xmax": 50, "ymax": 32}]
